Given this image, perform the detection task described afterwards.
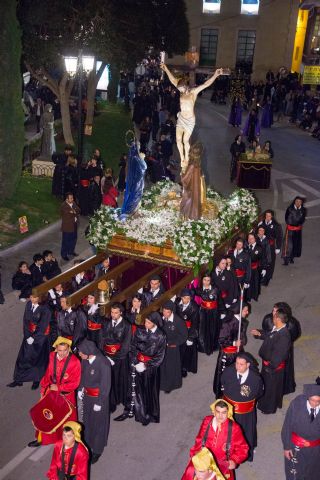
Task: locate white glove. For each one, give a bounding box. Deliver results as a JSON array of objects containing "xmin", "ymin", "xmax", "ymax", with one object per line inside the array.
[
  {"xmin": 220, "ymin": 313, "xmax": 226, "ymax": 319},
  {"xmin": 275, "ymin": 249, "xmax": 280, "ymax": 254},
  {"xmin": 232, "ymin": 298, "xmax": 238, "ymax": 303},
  {"xmin": 93, "ymin": 404, "xmax": 101, "ymax": 412},
  {"xmin": 135, "ymin": 362, "xmax": 146, "ymax": 373},
  {"xmin": 137, "ymin": 287, "xmax": 143, "ymax": 294},
  {"xmin": 261, "ymin": 270, "xmax": 266, "ymax": 277},
  {"xmin": 26, "ymin": 337, "xmax": 34, "ymax": 345},
  {"xmin": 225, "ymin": 303, "xmax": 230, "ymax": 308},
  {"xmin": 244, "ymin": 283, "xmax": 250, "ymax": 289},
  {"xmin": 170, "ymin": 294, "xmax": 176, "ymax": 302},
  {"xmin": 107, "ymin": 356, "xmax": 115, "ymax": 366},
  {"xmin": 186, "ymin": 340, "xmax": 193, "ymax": 346},
  {"xmin": 77, "ymin": 388, "xmax": 84, "ymax": 400}
]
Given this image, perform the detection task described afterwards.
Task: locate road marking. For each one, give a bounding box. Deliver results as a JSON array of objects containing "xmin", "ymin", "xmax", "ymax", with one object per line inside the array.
[
  {"xmin": 29, "ymin": 444, "xmax": 53, "ymax": 461},
  {"xmin": 0, "ymin": 447, "xmax": 33, "ymax": 480},
  {"xmin": 304, "ymin": 198, "xmax": 320, "ymax": 208},
  {"xmin": 211, "ymin": 108, "xmax": 229, "ymax": 122},
  {"xmin": 290, "ymin": 178, "xmax": 320, "ymax": 197}
]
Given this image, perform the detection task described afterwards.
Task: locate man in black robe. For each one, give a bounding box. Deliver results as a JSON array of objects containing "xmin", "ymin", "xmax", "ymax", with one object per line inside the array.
[
  {"xmin": 246, "ymin": 233, "xmax": 262, "ymax": 302},
  {"xmin": 52, "ymin": 145, "xmax": 73, "ymax": 197},
  {"xmin": 175, "ymin": 289, "xmax": 199, "ymax": 377},
  {"xmin": 254, "ymin": 308, "xmax": 291, "ymax": 414},
  {"xmin": 213, "ymin": 302, "xmax": 250, "ymax": 397},
  {"xmin": 114, "ymin": 311, "xmax": 166, "ymax": 425},
  {"xmin": 7, "ymin": 294, "xmax": 50, "ymax": 389},
  {"xmin": 195, "ymin": 273, "xmax": 220, "ymax": 355},
  {"xmin": 281, "ymin": 384, "xmax": 320, "ymax": 480},
  {"xmin": 141, "ymin": 274, "xmax": 165, "ymax": 306},
  {"xmin": 229, "ymin": 237, "xmax": 251, "ymax": 289},
  {"xmin": 56, "ymin": 296, "xmax": 87, "ymax": 352},
  {"xmin": 160, "ymin": 300, "xmax": 188, "ymax": 393},
  {"xmin": 221, "ymin": 352, "xmax": 263, "ymax": 461},
  {"xmin": 282, "ymin": 196, "xmax": 306, "ymax": 266},
  {"xmin": 256, "ymin": 226, "xmax": 272, "ymax": 285},
  {"xmin": 83, "ymin": 293, "xmax": 104, "ymax": 347},
  {"xmin": 257, "ymin": 209, "xmax": 283, "ymax": 282},
  {"xmin": 211, "ymin": 256, "xmax": 238, "ymax": 312},
  {"xmin": 78, "ymin": 339, "xmax": 111, "ymax": 464},
  {"xmin": 252, "ymin": 301, "xmax": 301, "ymax": 395},
  {"xmin": 42, "ymin": 250, "xmax": 61, "ymax": 280},
  {"xmin": 102, "ymin": 302, "xmax": 131, "ymax": 412},
  {"xmin": 47, "ymin": 283, "xmax": 70, "ymax": 345}
]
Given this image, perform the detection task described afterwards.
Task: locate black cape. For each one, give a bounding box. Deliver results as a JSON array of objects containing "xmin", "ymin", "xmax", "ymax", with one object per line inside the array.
[
  {"xmin": 282, "ymin": 204, "xmax": 306, "ymax": 260},
  {"xmin": 257, "ymin": 327, "xmax": 291, "ymax": 414},
  {"xmin": 281, "ymin": 394, "xmax": 320, "ymax": 480},
  {"xmin": 13, "ymin": 302, "xmax": 50, "ymax": 382},
  {"xmin": 221, "ymin": 364, "xmax": 264, "ymax": 461},
  {"xmin": 175, "ymin": 299, "xmax": 199, "ymax": 374},
  {"xmin": 160, "ymin": 314, "xmax": 188, "ymax": 392},
  {"xmin": 196, "ymin": 286, "xmax": 220, "ymax": 355}
]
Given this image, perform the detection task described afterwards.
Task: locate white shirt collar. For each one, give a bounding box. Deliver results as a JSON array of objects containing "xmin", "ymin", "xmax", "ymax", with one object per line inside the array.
[
  {"xmin": 181, "ymin": 301, "xmax": 190, "ymax": 310},
  {"xmin": 88, "ymin": 356, "xmax": 96, "ymax": 364},
  {"xmin": 307, "ymin": 400, "xmax": 320, "ymax": 416},
  {"xmin": 112, "ymin": 317, "xmax": 122, "ymax": 326},
  {"xmin": 271, "ymin": 324, "xmax": 286, "ymax": 332},
  {"xmin": 32, "ymin": 303, "xmax": 39, "ymax": 310},
  {"xmin": 146, "ymin": 325, "xmax": 157, "ymax": 333},
  {"xmin": 75, "ymin": 273, "xmax": 84, "ymax": 283},
  {"xmin": 164, "ymin": 313, "xmax": 174, "ymax": 322},
  {"xmin": 250, "ymin": 242, "xmax": 256, "ymax": 248},
  {"xmin": 237, "ymin": 368, "xmax": 249, "ymax": 384},
  {"xmin": 67, "ymin": 307, "xmax": 73, "ymax": 313},
  {"xmin": 151, "ymin": 287, "xmax": 160, "ymax": 296}
]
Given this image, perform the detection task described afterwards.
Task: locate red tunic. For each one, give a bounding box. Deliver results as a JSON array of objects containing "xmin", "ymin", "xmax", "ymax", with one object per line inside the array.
[
  {"xmin": 38, "ymin": 352, "xmax": 81, "ymax": 444},
  {"xmin": 47, "ymin": 440, "xmax": 89, "ymax": 480},
  {"xmin": 183, "ymin": 415, "xmax": 249, "ymax": 480}
]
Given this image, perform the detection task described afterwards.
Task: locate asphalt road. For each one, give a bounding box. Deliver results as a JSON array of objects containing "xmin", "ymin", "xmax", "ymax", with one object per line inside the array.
[{"xmin": 0, "ymin": 94, "xmax": 320, "ymax": 480}]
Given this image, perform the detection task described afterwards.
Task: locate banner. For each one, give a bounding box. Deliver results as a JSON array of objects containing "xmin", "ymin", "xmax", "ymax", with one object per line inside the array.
[
  {"xmin": 19, "ymin": 216, "xmax": 28, "ymax": 234},
  {"xmin": 303, "ymin": 65, "xmax": 320, "ymax": 85}
]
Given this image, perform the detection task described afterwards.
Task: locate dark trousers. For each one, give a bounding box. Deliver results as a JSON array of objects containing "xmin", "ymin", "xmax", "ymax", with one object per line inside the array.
[{"xmin": 61, "ymin": 231, "xmax": 77, "ymax": 257}]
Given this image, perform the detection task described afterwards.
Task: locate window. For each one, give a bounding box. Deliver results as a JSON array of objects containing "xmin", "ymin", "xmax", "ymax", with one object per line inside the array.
[
  {"xmin": 236, "ymin": 30, "xmax": 256, "ymax": 74},
  {"xmin": 311, "ymin": 15, "xmax": 320, "ymax": 55},
  {"xmin": 203, "ymin": 0, "xmax": 221, "ymax": 14},
  {"xmin": 200, "ymin": 29, "xmax": 219, "ymax": 66},
  {"xmin": 241, "ymin": 0, "xmax": 260, "ymax": 15}
]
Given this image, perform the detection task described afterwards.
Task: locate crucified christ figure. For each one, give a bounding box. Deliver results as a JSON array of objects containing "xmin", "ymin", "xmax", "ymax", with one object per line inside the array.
[{"xmin": 161, "ymin": 63, "xmax": 229, "ymax": 172}]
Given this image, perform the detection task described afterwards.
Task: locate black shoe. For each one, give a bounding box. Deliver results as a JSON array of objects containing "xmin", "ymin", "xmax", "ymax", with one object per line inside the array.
[
  {"xmin": 62, "ymin": 256, "xmax": 69, "ymax": 261},
  {"xmin": 182, "ymin": 369, "xmax": 188, "ymax": 378},
  {"xmin": 91, "ymin": 453, "xmax": 101, "ymax": 464},
  {"xmin": 28, "ymin": 440, "xmax": 41, "ymax": 447},
  {"xmin": 7, "ymin": 381, "xmax": 23, "ymax": 388},
  {"xmin": 290, "ymin": 258, "xmax": 294, "ymax": 264},
  {"xmin": 31, "ymin": 381, "xmax": 40, "ymax": 390},
  {"xmin": 283, "ymin": 260, "xmax": 289, "ymax": 266},
  {"xmin": 142, "ymin": 419, "xmax": 150, "ymax": 427},
  {"xmin": 113, "ymin": 413, "xmax": 132, "ymax": 422},
  {"xmin": 71, "ymin": 252, "xmax": 79, "ymax": 257}
]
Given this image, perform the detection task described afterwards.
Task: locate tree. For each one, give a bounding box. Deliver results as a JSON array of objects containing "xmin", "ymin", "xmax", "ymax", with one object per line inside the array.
[{"xmin": 0, "ymin": 0, "xmax": 24, "ymax": 199}]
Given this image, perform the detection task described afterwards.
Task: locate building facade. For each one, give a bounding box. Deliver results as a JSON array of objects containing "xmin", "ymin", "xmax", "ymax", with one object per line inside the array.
[{"xmin": 168, "ymin": 0, "xmax": 300, "ymax": 80}]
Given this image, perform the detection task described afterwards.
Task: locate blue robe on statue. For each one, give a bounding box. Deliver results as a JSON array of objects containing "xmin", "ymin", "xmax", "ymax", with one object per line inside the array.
[{"xmin": 121, "ymin": 143, "xmax": 147, "ymax": 218}]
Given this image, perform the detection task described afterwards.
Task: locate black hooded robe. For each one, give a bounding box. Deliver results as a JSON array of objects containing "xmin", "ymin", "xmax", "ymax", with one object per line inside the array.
[
  {"xmin": 282, "ymin": 203, "xmax": 306, "ymax": 262},
  {"xmin": 78, "ymin": 340, "xmax": 111, "ymax": 456},
  {"xmin": 196, "ymin": 286, "xmax": 220, "ymax": 355},
  {"xmin": 175, "ymin": 300, "xmax": 200, "ymax": 374},
  {"xmin": 13, "ymin": 302, "xmax": 51, "ymax": 383}
]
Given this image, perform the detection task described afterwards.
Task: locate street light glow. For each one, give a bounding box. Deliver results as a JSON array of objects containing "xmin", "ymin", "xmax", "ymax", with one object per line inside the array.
[
  {"xmin": 83, "ymin": 56, "xmax": 95, "ymax": 71},
  {"xmin": 64, "ymin": 56, "xmax": 78, "ymax": 74}
]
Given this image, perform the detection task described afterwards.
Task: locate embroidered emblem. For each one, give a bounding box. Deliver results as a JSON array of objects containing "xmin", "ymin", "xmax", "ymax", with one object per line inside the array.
[
  {"xmin": 240, "ymin": 384, "xmax": 251, "ymax": 397},
  {"xmin": 43, "ymin": 408, "xmax": 53, "ymax": 420}
]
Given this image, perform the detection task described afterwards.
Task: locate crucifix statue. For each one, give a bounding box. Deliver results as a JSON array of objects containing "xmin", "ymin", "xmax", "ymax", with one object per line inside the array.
[{"xmin": 160, "ymin": 63, "xmax": 230, "ymax": 172}]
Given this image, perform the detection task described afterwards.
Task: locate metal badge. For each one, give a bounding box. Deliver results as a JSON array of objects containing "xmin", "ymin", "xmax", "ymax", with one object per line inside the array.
[
  {"xmin": 90, "ymin": 369, "xmax": 95, "ymax": 375},
  {"xmin": 240, "ymin": 384, "xmax": 251, "ymax": 397}
]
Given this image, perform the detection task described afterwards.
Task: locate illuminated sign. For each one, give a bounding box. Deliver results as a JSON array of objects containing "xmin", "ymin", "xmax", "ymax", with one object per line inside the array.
[
  {"xmin": 303, "ymin": 65, "xmax": 320, "ymax": 84},
  {"xmin": 203, "ymin": 0, "xmax": 221, "ymax": 14},
  {"xmin": 96, "ymin": 62, "xmax": 109, "ymax": 91},
  {"xmin": 241, "ymin": 0, "xmax": 260, "ymax": 15}
]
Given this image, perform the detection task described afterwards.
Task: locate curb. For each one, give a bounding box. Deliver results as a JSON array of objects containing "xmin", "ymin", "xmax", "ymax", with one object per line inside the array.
[{"xmin": 0, "ymin": 221, "xmax": 60, "ymax": 258}]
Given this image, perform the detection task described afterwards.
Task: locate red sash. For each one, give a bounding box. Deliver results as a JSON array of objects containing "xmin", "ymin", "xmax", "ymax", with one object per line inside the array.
[
  {"xmin": 137, "ymin": 352, "xmax": 152, "ymax": 363},
  {"xmin": 185, "ymin": 320, "xmax": 192, "ymax": 329},
  {"xmin": 87, "ymin": 319, "xmax": 102, "ymax": 331},
  {"xmin": 291, "ymin": 432, "xmax": 320, "ymax": 448},
  {"xmin": 131, "ymin": 325, "xmax": 137, "ymax": 335},
  {"xmin": 287, "ymin": 225, "xmax": 302, "ymax": 231},
  {"xmin": 222, "ymin": 345, "xmax": 238, "ymax": 354},
  {"xmin": 263, "ymin": 360, "xmax": 285, "ymax": 371},
  {"xmin": 84, "ymin": 387, "xmax": 100, "ymax": 397},
  {"xmin": 29, "ymin": 322, "xmax": 50, "ymax": 336},
  {"xmin": 104, "ymin": 344, "xmax": 121, "ymax": 355},
  {"xmin": 221, "ymin": 290, "xmax": 228, "ymax": 299},
  {"xmin": 200, "ymin": 300, "xmax": 218, "ymax": 310},
  {"xmin": 268, "ymin": 238, "xmax": 275, "ymax": 246},
  {"xmin": 223, "ymin": 395, "xmax": 256, "ymax": 414},
  {"xmin": 251, "ymin": 261, "xmax": 259, "ymax": 270},
  {"xmin": 80, "ymin": 179, "xmax": 89, "ymax": 187},
  {"xmin": 235, "ymin": 268, "xmax": 245, "ymax": 278}
]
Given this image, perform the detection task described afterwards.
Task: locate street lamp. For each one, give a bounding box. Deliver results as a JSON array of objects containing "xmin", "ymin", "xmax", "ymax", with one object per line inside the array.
[{"xmin": 64, "ymin": 52, "xmax": 95, "ymax": 161}]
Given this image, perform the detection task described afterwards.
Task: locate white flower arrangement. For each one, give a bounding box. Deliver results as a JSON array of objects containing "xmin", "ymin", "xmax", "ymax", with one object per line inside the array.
[{"xmin": 87, "ymin": 181, "xmax": 258, "ymax": 270}]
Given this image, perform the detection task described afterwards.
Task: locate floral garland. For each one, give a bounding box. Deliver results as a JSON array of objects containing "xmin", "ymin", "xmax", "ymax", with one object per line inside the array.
[{"xmin": 87, "ymin": 181, "xmax": 258, "ymax": 270}]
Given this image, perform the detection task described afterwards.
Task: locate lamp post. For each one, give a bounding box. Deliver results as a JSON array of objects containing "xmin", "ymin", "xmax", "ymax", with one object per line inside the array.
[{"xmin": 64, "ymin": 52, "xmax": 94, "ymax": 161}]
